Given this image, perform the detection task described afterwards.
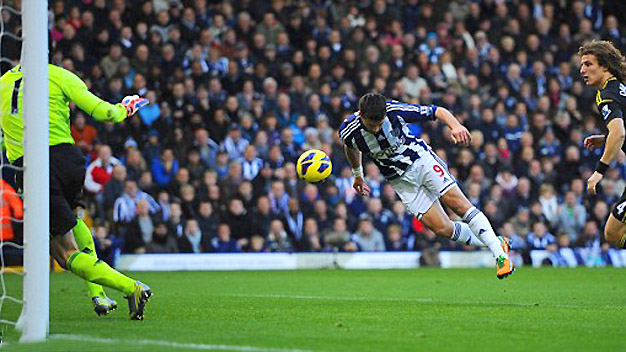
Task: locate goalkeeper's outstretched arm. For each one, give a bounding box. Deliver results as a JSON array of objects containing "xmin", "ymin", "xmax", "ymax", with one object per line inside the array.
[{"xmin": 56, "ymin": 66, "xmax": 147, "ymax": 122}]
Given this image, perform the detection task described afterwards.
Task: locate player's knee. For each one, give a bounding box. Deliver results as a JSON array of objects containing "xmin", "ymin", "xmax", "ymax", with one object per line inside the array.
[
  {"xmin": 434, "ymin": 223, "xmax": 454, "ymax": 238},
  {"xmin": 51, "ymin": 235, "xmax": 78, "ymax": 270},
  {"xmin": 441, "ymin": 189, "xmax": 471, "ymax": 216}
]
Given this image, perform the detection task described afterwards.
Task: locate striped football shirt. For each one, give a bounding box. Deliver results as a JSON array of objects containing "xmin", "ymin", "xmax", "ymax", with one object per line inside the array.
[{"xmin": 338, "ymin": 100, "xmax": 438, "ymax": 180}]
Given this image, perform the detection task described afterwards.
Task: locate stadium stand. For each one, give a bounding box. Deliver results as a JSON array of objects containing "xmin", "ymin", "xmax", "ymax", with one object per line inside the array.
[{"xmin": 4, "ymin": 0, "xmax": 626, "ymax": 267}]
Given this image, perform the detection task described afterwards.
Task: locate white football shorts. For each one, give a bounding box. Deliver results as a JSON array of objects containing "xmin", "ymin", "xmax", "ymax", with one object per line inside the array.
[{"xmin": 389, "ymin": 149, "xmax": 457, "ymax": 219}]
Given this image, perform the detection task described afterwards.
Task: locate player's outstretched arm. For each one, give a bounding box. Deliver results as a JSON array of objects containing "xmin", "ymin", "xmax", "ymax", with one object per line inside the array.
[
  {"xmin": 588, "ymin": 118, "xmax": 625, "ymax": 195},
  {"xmin": 56, "ymin": 66, "xmax": 147, "ymax": 123},
  {"xmin": 434, "ymin": 107, "xmax": 471, "ymax": 146},
  {"xmin": 343, "ymin": 144, "xmax": 371, "ymax": 197}
]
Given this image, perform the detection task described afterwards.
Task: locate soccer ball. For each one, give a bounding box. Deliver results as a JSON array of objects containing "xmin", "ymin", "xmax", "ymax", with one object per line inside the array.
[{"xmin": 296, "ymin": 149, "xmax": 332, "ymax": 184}]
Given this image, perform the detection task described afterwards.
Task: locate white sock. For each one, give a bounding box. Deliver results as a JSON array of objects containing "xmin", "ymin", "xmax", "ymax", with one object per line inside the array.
[
  {"xmin": 451, "ymin": 222, "xmax": 485, "ymax": 247},
  {"xmin": 462, "ymin": 206, "xmax": 507, "ymax": 258}
]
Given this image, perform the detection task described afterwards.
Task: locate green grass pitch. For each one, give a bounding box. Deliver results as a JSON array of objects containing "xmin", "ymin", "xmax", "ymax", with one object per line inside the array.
[{"xmin": 1, "ymin": 268, "xmax": 625, "ymax": 351}]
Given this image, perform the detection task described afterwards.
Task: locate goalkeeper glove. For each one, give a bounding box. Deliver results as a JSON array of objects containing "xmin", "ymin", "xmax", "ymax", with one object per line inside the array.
[{"xmin": 121, "ymin": 95, "xmax": 149, "ymax": 117}]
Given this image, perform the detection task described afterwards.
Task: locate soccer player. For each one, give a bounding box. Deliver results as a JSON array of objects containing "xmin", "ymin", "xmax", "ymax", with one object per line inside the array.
[
  {"xmin": 580, "ymin": 40, "xmax": 626, "ymax": 249},
  {"xmin": 0, "ymin": 63, "xmax": 152, "ymax": 319},
  {"xmin": 339, "ymin": 93, "xmax": 514, "ymax": 279}
]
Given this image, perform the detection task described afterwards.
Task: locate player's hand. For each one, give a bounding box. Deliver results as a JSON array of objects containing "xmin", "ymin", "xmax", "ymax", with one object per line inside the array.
[
  {"xmin": 450, "ymin": 125, "xmax": 471, "ymax": 146},
  {"xmin": 353, "ymin": 176, "xmax": 371, "ymax": 197},
  {"xmin": 121, "ymin": 95, "xmax": 149, "ymax": 117},
  {"xmin": 587, "ymin": 171, "xmax": 603, "ymax": 196},
  {"xmin": 583, "ymin": 135, "xmax": 606, "ymax": 151}
]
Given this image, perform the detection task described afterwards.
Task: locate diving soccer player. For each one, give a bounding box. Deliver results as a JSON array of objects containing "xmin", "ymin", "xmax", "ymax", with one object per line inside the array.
[
  {"xmin": 580, "ymin": 40, "xmax": 626, "ymax": 249},
  {"xmin": 0, "ymin": 63, "xmax": 152, "ymax": 319},
  {"xmin": 339, "ymin": 93, "xmax": 514, "ymax": 279}
]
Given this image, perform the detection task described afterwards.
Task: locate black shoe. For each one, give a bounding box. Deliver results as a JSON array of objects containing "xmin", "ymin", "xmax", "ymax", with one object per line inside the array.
[{"xmin": 125, "ymin": 281, "xmax": 152, "ymax": 320}]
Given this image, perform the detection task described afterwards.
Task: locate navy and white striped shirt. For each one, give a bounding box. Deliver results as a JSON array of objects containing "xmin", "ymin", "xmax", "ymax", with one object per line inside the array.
[{"xmin": 338, "ymin": 101, "xmax": 437, "ymax": 180}]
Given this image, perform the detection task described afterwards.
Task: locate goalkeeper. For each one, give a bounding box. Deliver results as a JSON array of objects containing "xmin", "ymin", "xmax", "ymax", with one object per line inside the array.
[{"xmin": 0, "ymin": 63, "xmax": 151, "ymax": 320}]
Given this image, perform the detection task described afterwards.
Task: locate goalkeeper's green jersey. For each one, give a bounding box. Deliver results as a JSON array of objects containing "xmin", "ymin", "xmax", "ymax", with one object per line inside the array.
[{"xmin": 0, "ymin": 64, "xmax": 128, "ymax": 162}]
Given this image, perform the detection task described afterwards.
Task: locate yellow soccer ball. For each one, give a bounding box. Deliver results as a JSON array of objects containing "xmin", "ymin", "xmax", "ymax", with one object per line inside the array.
[{"xmin": 296, "ymin": 149, "xmax": 332, "ymax": 184}]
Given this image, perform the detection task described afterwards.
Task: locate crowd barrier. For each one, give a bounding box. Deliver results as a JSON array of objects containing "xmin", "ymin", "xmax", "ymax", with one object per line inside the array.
[{"xmin": 116, "ymin": 250, "xmax": 626, "ymax": 271}]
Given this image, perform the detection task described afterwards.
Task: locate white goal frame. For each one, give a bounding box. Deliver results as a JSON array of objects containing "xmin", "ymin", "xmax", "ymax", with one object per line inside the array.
[{"xmin": 17, "ymin": 0, "xmax": 49, "ymax": 342}]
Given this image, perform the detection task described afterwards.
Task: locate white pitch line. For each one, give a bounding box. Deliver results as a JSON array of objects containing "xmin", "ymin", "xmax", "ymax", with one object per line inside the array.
[
  {"xmin": 225, "ymin": 293, "xmax": 608, "ymax": 310},
  {"xmin": 226, "ymin": 294, "xmax": 435, "ymax": 303},
  {"xmin": 50, "ymin": 334, "xmax": 322, "ymax": 352}
]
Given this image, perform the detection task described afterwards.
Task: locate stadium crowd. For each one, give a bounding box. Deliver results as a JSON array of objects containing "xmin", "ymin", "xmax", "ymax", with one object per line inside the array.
[{"xmin": 4, "ymin": 0, "xmax": 626, "ymax": 267}]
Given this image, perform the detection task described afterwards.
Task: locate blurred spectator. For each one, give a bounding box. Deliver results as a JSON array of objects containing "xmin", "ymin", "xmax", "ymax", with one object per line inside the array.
[
  {"xmin": 146, "ymin": 222, "xmax": 178, "ymax": 253},
  {"xmin": 365, "ymin": 198, "xmax": 394, "ymax": 235},
  {"xmin": 222, "ymin": 197, "xmax": 253, "ymax": 246},
  {"xmin": 267, "ymin": 219, "xmax": 293, "ymax": 252},
  {"xmin": 0, "ymin": 180, "xmax": 22, "ymax": 242},
  {"xmin": 211, "ymin": 223, "xmax": 241, "ymax": 253},
  {"xmin": 547, "ymin": 234, "xmax": 583, "ymax": 267},
  {"xmin": 121, "ymin": 199, "xmax": 156, "ymax": 254},
  {"xmin": 71, "ymin": 114, "xmax": 98, "ymax": 154},
  {"xmin": 538, "ymin": 184, "xmax": 559, "ymax": 229},
  {"xmin": 85, "ymin": 145, "xmax": 120, "ymax": 194},
  {"xmin": 152, "ymin": 148, "xmax": 179, "ymax": 188},
  {"xmin": 179, "ymin": 219, "xmax": 212, "ymax": 253},
  {"xmin": 526, "ymin": 222, "xmax": 557, "ymax": 250},
  {"xmin": 113, "ymin": 180, "xmax": 160, "ymax": 223},
  {"xmin": 386, "ymin": 224, "xmax": 407, "ymax": 251},
  {"xmin": 556, "ymin": 191, "xmax": 587, "ymax": 241},
  {"xmin": 325, "ymin": 217, "xmax": 351, "ymax": 251},
  {"xmin": 103, "ymin": 164, "xmax": 127, "ymax": 213},
  {"xmin": 249, "ymin": 235, "xmax": 268, "ymax": 253},
  {"xmin": 193, "ymin": 128, "xmax": 219, "ymax": 169},
  {"xmin": 352, "ymin": 216, "xmax": 385, "ymax": 252},
  {"xmin": 220, "ymin": 124, "xmax": 249, "ymax": 161},
  {"xmin": 241, "ymin": 145, "xmax": 263, "ymax": 181},
  {"xmin": 93, "ymin": 222, "xmax": 121, "ymax": 267},
  {"xmin": 302, "ymin": 218, "xmax": 323, "ymax": 252},
  {"xmin": 251, "ymin": 196, "xmax": 273, "ymax": 237},
  {"xmin": 197, "ymin": 200, "xmax": 219, "ymax": 238}
]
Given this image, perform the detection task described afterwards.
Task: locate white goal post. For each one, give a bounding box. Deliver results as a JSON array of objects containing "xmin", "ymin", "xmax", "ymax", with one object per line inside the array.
[{"xmin": 17, "ymin": 0, "xmax": 49, "ymax": 343}]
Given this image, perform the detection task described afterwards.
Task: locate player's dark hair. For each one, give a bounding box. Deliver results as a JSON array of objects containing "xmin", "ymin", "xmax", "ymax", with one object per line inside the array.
[
  {"xmin": 359, "ymin": 92, "xmax": 386, "ymax": 122},
  {"xmin": 579, "ymin": 40, "xmax": 626, "ymax": 82}
]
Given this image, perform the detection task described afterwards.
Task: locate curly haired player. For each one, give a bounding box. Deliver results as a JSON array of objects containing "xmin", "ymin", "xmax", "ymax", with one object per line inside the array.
[{"xmin": 580, "ymin": 40, "xmax": 626, "ymax": 249}]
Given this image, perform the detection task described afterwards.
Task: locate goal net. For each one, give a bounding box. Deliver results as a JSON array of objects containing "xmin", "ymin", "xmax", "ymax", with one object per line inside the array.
[{"xmin": 0, "ymin": 0, "xmax": 49, "ymax": 344}]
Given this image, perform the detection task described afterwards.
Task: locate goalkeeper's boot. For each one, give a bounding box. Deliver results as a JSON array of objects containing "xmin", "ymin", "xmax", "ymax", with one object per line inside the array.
[
  {"xmin": 125, "ymin": 281, "xmax": 152, "ymax": 320},
  {"xmin": 496, "ymin": 236, "xmax": 515, "ymax": 279},
  {"xmin": 92, "ymin": 295, "xmax": 117, "ymax": 316}
]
